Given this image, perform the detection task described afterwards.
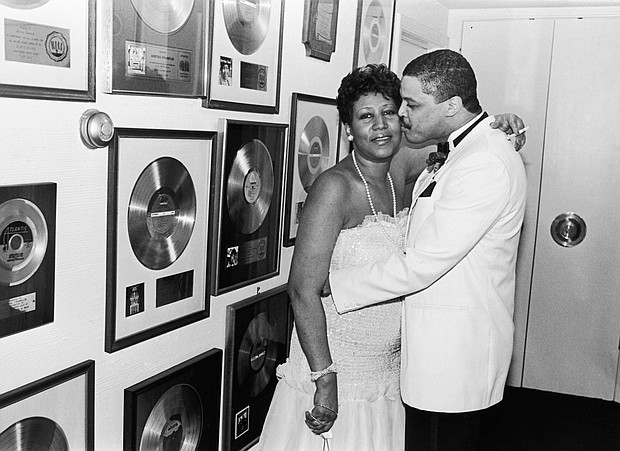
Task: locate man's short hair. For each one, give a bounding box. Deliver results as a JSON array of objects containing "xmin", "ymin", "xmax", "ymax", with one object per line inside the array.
[{"xmin": 403, "ymin": 49, "xmax": 481, "ymax": 114}]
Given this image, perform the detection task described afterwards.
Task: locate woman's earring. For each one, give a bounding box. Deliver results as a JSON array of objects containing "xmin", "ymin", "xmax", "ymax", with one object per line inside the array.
[{"xmin": 347, "ymin": 134, "xmax": 354, "ymax": 142}]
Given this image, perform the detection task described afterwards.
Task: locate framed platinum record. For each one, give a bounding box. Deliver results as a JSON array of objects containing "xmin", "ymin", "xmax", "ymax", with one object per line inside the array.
[
  {"xmin": 210, "ymin": 119, "xmax": 287, "ymax": 295},
  {"xmin": 124, "ymin": 349, "xmax": 222, "ymax": 451},
  {"xmin": 105, "ymin": 128, "xmax": 216, "ymax": 353},
  {"xmin": 0, "ymin": 182, "xmax": 56, "ymax": 339},
  {"xmin": 107, "ymin": 0, "xmax": 207, "ymax": 97},
  {"xmin": 223, "ymin": 285, "xmax": 292, "ymax": 451}
]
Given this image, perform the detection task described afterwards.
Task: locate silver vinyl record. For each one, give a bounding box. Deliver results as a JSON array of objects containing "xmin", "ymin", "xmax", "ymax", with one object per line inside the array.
[
  {"xmin": 130, "ymin": 0, "xmax": 195, "ymax": 34},
  {"xmin": 0, "ymin": 198, "xmax": 48, "ymax": 286},
  {"xmin": 298, "ymin": 115, "xmax": 331, "ymax": 192},
  {"xmin": 139, "ymin": 384, "xmax": 203, "ymax": 451},
  {"xmin": 222, "ymin": 0, "xmax": 271, "ymax": 55},
  {"xmin": 226, "ymin": 139, "xmax": 274, "ymax": 235},
  {"xmin": 237, "ymin": 312, "xmax": 278, "ymax": 397},
  {"xmin": 362, "ymin": 0, "xmax": 387, "ymax": 64},
  {"xmin": 0, "ymin": 0, "xmax": 50, "ymax": 8},
  {"xmin": 128, "ymin": 157, "xmax": 196, "ymax": 270},
  {"xmin": 0, "ymin": 416, "xmax": 69, "ymax": 451}
]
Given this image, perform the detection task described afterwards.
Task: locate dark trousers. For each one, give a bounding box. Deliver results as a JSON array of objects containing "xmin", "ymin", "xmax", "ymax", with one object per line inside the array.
[{"xmin": 404, "ymin": 404, "xmax": 482, "ymax": 451}]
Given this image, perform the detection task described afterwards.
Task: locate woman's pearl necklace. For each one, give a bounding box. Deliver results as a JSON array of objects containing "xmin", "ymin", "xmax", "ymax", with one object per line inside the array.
[{"xmin": 352, "ymin": 150, "xmax": 404, "ymax": 250}]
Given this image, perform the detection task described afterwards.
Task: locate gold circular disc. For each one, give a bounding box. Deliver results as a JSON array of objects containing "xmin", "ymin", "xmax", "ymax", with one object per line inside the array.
[
  {"xmin": 298, "ymin": 115, "xmax": 331, "ymax": 192},
  {"xmin": 0, "ymin": 417, "xmax": 69, "ymax": 451},
  {"xmin": 130, "ymin": 0, "xmax": 195, "ymax": 34},
  {"xmin": 0, "ymin": 0, "xmax": 51, "ymax": 8},
  {"xmin": 222, "ymin": 0, "xmax": 271, "ymax": 55},
  {"xmin": 362, "ymin": 0, "xmax": 387, "ymax": 64},
  {"xmin": 237, "ymin": 312, "xmax": 278, "ymax": 397}
]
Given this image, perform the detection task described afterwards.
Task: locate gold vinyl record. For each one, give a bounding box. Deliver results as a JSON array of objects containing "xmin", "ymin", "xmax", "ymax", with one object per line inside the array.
[
  {"xmin": 0, "ymin": 198, "xmax": 48, "ymax": 287},
  {"xmin": 362, "ymin": 0, "xmax": 387, "ymax": 64},
  {"xmin": 130, "ymin": 0, "xmax": 195, "ymax": 34},
  {"xmin": 140, "ymin": 384, "xmax": 203, "ymax": 451},
  {"xmin": 226, "ymin": 139, "xmax": 274, "ymax": 235},
  {"xmin": 298, "ymin": 116, "xmax": 331, "ymax": 192},
  {"xmin": 0, "ymin": 416, "xmax": 69, "ymax": 451},
  {"xmin": 222, "ymin": 0, "xmax": 271, "ymax": 55},
  {"xmin": 0, "ymin": 0, "xmax": 50, "ymax": 8},
  {"xmin": 236, "ymin": 312, "xmax": 278, "ymax": 397},
  {"xmin": 128, "ymin": 157, "xmax": 196, "ymax": 270}
]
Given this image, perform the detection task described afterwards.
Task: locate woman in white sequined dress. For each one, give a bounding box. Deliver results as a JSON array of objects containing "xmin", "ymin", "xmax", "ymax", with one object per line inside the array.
[
  {"xmin": 255, "ymin": 65, "xmax": 526, "ymax": 450},
  {"xmin": 256, "ymin": 64, "xmax": 413, "ymax": 451}
]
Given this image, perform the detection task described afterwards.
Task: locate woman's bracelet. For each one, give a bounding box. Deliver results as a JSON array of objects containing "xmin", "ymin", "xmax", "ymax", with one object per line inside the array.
[
  {"xmin": 314, "ymin": 403, "xmax": 338, "ymax": 418},
  {"xmin": 310, "ymin": 362, "xmax": 338, "ymax": 382}
]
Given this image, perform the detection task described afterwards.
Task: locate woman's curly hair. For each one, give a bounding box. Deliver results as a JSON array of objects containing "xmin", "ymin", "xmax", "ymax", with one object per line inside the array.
[{"xmin": 336, "ymin": 64, "xmax": 401, "ymax": 125}]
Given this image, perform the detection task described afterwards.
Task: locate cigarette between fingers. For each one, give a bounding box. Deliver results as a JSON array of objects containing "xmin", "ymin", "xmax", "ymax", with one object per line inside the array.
[{"xmin": 506, "ymin": 126, "xmax": 530, "ymax": 139}]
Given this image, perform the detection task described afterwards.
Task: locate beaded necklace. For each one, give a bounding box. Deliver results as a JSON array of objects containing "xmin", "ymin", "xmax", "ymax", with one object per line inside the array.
[{"xmin": 351, "ymin": 151, "xmax": 405, "ymax": 251}]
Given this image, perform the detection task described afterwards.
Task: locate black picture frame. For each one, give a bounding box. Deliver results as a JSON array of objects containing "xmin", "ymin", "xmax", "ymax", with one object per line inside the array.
[
  {"xmin": 210, "ymin": 119, "xmax": 287, "ymax": 295},
  {"xmin": 105, "ymin": 128, "xmax": 216, "ymax": 353},
  {"xmin": 0, "ymin": 360, "xmax": 95, "ymax": 450},
  {"xmin": 223, "ymin": 285, "xmax": 292, "ymax": 451},
  {"xmin": 283, "ymin": 93, "xmax": 341, "ymax": 247},
  {"xmin": 123, "ymin": 349, "xmax": 222, "ymax": 451},
  {"xmin": 0, "ymin": 182, "xmax": 56, "ymax": 338}
]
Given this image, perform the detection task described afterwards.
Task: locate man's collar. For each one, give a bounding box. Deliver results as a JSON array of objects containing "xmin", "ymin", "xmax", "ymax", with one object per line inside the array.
[{"xmin": 449, "ymin": 111, "xmax": 488, "ymax": 148}]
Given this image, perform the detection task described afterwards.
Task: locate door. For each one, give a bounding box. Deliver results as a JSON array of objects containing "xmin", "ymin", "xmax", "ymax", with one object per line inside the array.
[
  {"xmin": 523, "ymin": 18, "xmax": 620, "ymax": 400},
  {"xmin": 461, "ymin": 18, "xmax": 555, "ymax": 387}
]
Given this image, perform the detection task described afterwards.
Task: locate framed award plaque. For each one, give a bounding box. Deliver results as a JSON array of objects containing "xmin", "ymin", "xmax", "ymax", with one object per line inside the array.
[
  {"xmin": 223, "ymin": 285, "xmax": 292, "ymax": 451},
  {"xmin": 105, "ymin": 128, "xmax": 216, "ymax": 353},
  {"xmin": 124, "ymin": 349, "xmax": 222, "ymax": 451},
  {"xmin": 284, "ymin": 93, "xmax": 340, "ymax": 246},
  {"xmin": 0, "ymin": 182, "xmax": 56, "ymax": 339},
  {"xmin": 302, "ymin": 0, "xmax": 340, "ymax": 62},
  {"xmin": 203, "ymin": 0, "xmax": 284, "ymax": 113},
  {"xmin": 107, "ymin": 0, "xmax": 207, "ymax": 97},
  {"xmin": 0, "ymin": 360, "xmax": 94, "ymax": 451},
  {"xmin": 210, "ymin": 119, "xmax": 287, "ymax": 295},
  {"xmin": 0, "ymin": 0, "xmax": 95, "ymax": 101},
  {"xmin": 352, "ymin": 0, "xmax": 396, "ymax": 69}
]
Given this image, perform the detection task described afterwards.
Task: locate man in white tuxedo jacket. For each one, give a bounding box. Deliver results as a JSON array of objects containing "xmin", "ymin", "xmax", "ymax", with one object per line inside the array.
[{"xmin": 329, "ymin": 49, "xmax": 527, "ymax": 450}]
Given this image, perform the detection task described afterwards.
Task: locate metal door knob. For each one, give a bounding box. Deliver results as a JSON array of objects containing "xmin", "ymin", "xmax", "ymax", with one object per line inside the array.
[{"xmin": 550, "ymin": 212, "xmax": 586, "ymax": 247}]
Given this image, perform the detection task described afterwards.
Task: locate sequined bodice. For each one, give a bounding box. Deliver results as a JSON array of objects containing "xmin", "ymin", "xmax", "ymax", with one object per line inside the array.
[{"xmin": 283, "ymin": 210, "xmax": 408, "ymax": 399}]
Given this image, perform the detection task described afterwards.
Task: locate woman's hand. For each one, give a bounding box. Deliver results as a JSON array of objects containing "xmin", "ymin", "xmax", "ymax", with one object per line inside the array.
[
  {"xmin": 305, "ymin": 373, "xmax": 338, "ymax": 435},
  {"xmin": 491, "ymin": 113, "xmax": 527, "ymax": 151}
]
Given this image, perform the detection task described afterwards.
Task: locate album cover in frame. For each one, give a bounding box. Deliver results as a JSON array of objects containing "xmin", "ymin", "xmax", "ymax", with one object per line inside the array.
[
  {"xmin": 0, "ymin": 360, "xmax": 94, "ymax": 450},
  {"xmin": 284, "ymin": 93, "xmax": 340, "ymax": 247},
  {"xmin": 223, "ymin": 285, "xmax": 292, "ymax": 451},
  {"xmin": 352, "ymin": 0, "xmax": 396, "ymax": 69},
  {"xmin": 203, "ymin": 0, "xmax": 284, "ymax": 113},
  {"xmin": 107, "ymin": 0, "xmax": 207, "ymax": 97},
  {"xmin": 210, "ymin": 119, "xmax": 287, "ymax": 295},
  {"xmin": 302, "ymin": 0, "xmax": 339, "ymax": 62},
  {"xmin": 124, "ymin": 348, "xmax": 222, "ymax": 451},
  {"xmin": 0, "ymin": 182, "xmax": 56, "ymax": 339},
  {"xmin": 105, "ymin": 128, "xmax": 216, "ymax": 353},
  {"xmin": 0, "ymin": 0, "xmax": 95, "ymax": 101}
]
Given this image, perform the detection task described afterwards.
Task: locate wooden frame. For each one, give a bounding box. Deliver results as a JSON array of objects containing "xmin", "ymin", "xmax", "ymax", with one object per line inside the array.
[
  {"xmin": 283, "ymin": 93, "xmax": 340, "ymax": 246},
  {"xmin": 105, "ymin": 128, "xmax": 216, "ymax": 353},
  {"xmin": 0, "ymin": 360, "xmax": 94, "ymax": 450},
  {"xmin": 352, "ymin": 0, "xmax": 396, "ymax": 69},
  {"xmin": 124, "ymin": 349, "xmax": 222, "ymax": 451},
  {"xmin": 0, "ymin": 0, "xmax": 95, "ymax": 101},
  {"xmin": 203, "ymin": 0, "xmax": 284, "ymax": 113},
  {"xmin": 302, "ymin": 0, "xmax": 339, "ymax": 61},
  {"xmin": 223, "ymin": 285, "xmax": 292, "ymax": 451},
  {"xmin": 210, "ymin": 119, "xmax": 287, "ymax": 295}
]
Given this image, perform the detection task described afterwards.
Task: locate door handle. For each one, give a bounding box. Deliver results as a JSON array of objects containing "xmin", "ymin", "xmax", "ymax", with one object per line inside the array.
[{"xmin": 550, "ymin": 212, "xmax": 586, "ymax": 247}]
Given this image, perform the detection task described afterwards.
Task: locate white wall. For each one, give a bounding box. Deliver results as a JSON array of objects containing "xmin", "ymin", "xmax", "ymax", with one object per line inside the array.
[{"xmin": 0, "ymin": 1, "xmax": 359, "ymax": 450}]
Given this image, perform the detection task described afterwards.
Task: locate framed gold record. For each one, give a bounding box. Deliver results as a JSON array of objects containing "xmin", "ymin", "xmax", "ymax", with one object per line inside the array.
[
  {"xmin": 210, "ymin": 119, "xmax": 287, "ymax": 295},
  {"xmin": 0, "ymin": 183, "xmax": 56, "ymax": 339},
  {"xmin": 203, "ymin": 0, "xmax": 284, "ymax": 113},
  {"xmin": 0, "ymin": 360, "xmax": 94, "ymax": 451},
  {"xmin": 124, "ymin": 349, "xmax": 222, "ymax": 451},
  {"xmin": 106, "ymin": 0, "xmax": 207, "ymax": 97},
  {"xmin": 0, "ymin": 0, "xmax": 95, "ymax": 101},
  {"xmin": 106, "ymin": 128, "xmax": 216, "ymax": 353},
  {"xmin": 352, "ymin": 0, "xmax": 395, "ymax": 69},
  {"xmin": 284, "ymin": 93, "xmax": 340, "ymax": 246},
  {"xmin": 224, "ymin": 285, "xmax": 292, "ymax": 451}
]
